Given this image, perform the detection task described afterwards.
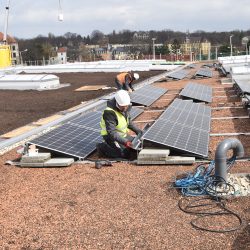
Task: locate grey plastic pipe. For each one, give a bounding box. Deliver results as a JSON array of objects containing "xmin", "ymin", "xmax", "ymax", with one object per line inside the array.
[{"xmin": 215, "ymin": 138, "xmax": 244, "ymax": 181}]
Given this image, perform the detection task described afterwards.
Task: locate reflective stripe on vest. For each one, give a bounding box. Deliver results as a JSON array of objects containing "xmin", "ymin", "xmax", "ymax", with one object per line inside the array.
[
  {"xmin": 100, "ymin": 107, "xmax": 129, "ymax": 137},
  {"xmin": 116, "ymin": 72, "xmax": 132, "ymax": 85}
]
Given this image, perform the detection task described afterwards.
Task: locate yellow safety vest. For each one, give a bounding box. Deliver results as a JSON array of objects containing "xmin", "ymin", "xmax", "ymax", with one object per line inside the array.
[{"xmin": 100, "ymin": 107, "xmax": 129, "ymax": 137}]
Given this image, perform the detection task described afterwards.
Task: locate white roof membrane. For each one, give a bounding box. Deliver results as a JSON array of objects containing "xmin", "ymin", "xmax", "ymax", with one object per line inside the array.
[
  {"xmin": 15, "ymin": 60, "xmax": 182, "ymax": 74},
  {"xmin": 0, "ymin": 74, "xmax": 60, "ymax": 90}
]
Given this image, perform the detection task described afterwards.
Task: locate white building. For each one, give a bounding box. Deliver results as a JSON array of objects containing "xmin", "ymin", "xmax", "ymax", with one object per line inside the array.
[{"xmin": 57, "ymin": 47, "xmax": 67, "ymax": 64}]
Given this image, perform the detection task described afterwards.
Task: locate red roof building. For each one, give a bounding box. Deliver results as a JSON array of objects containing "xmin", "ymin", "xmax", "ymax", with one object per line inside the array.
[{"xmin": 0, "ymin": 32, "xmax": 20, "ymax": 65}]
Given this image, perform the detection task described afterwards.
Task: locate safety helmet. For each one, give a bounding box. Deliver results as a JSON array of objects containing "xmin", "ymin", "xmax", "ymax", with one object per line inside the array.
[
  {"xmin": 115, "ymin": 90, "xmax": 131, "ymax": 106},
  {"xmin": 133, "ymin": 73, "xmax": 139, "ymax": 80}
]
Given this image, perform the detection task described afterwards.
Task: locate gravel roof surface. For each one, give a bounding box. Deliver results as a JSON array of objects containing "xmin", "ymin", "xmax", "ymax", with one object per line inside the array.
[{"xmin": 0, "ymin": 63, "xmax": 249, "ymax": 249}]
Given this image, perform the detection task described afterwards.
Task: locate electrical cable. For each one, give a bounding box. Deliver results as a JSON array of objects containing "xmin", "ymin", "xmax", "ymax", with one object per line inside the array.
[
  {"xmin": 173, "ymin": 157, "xmax": 243, "ymax": 233},
  {"xmin": 178, "ymin": 197, "xmax": 243, "ymax": 233}
]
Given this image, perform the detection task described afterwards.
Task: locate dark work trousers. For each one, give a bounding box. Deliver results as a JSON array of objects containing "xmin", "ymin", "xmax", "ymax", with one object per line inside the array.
[
  {"xmin": 115, "ymin": 79, "xmax": 125, "ymax": 90},
  {"xmin": 98, "ymin": 134, "xmax": 135, "ymax": 159}
]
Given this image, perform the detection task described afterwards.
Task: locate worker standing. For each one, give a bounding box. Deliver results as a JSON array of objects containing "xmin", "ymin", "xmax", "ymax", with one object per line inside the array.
[
  {"xmin": 115, "ymin": 72, "xmax": 139, "ymax": 93},
  {"xmin": 96, "ymin": 90, "xmax": 142, "ymax": 159}
]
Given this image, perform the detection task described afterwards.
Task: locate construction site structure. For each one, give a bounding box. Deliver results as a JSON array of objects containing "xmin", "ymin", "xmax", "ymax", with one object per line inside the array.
[{"xmin": 0, "ymin": 44, "xmax": 11, "ymax": 68}]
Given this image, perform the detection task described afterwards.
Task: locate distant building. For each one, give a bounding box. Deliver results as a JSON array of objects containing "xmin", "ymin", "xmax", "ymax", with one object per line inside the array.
[
  {"xmin": 57, "ymin": 47, "xmax": 67, "ymax": 64},
  {"xmin": 0, "ymin": 32, "xmax": 20, "ymax": 65},
  {"xmin": 133, "ymin": 32, "xmax": 149, "ymax": 40},
  {"xmin": 112, "ymin": 47, "xmax": 130, "ymax": 60},
  {"xmin": 180, "ymin": 34, "xmax": 211, "ymax": 56},
  {"xmin": 167, "ymin": 33, "xmax": 211, "ymax": 61}
]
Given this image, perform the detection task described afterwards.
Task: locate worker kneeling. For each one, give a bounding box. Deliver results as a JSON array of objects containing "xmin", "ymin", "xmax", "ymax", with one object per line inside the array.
[{"xmin": 97, "ymin": 90, "xmax": 142, "ymax": 159}]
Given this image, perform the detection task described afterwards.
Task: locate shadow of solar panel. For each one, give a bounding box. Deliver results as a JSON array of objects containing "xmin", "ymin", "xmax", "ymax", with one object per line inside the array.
[
  {"xmin": 143, "ymin": 119, "xmax": 209, "ymax": 157},
  {"xmin": 167, "ymin": 69, "xmax": 189, "ymax": 80},
  {"xmin": 130, "ymin": 85, "xmax": 167, "ymax": 106},
  {"xmin": 179, "ymin": 82, "xmax": 212, "ymax": 102},
  {"xmin": 30, "ymin": 124, "xmax": 102, "ymax": 159},
  {"xmin": 195, "ymin": 69, "xmax": 212, "ymax": 78}
]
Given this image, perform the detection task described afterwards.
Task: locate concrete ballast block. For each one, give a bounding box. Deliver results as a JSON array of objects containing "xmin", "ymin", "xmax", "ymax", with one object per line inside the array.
[
  {"xmin": 20, "ymin": 158, "xmax": 74, "ymax": 167},
  {"xmin": 137, "ymin": 156, "xmax": 195, "ymax": 165},
  {"xmin": 138, "ymin": 148, "xmax": 170, "ymax": 160},
  {"xmin": 21, "ymin": 153, "xmax": 51, "ymax": 163}
]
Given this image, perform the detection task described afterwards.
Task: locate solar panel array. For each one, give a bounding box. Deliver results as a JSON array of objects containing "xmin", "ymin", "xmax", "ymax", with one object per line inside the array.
[
  {"xmin": 195, "ymin": 69, "xmax": 213, "ymax": 78},
  {"xmin": 179, "ymin": 82, "xmax": 213, "ymax": 103},
  {"xmin": 143, "ymin": 98, "xmax": 211, "ymax": 158},
  {"xmin": 130, "ymin": 85, "xmax": 167, "ymax": 106},
  {"xmin": 29, "ymin": 105, "xmax": 144, "ymax": 159},
  {"xmin": 166, "ymin": 69, "xmax": 189, "ymax": 80}
]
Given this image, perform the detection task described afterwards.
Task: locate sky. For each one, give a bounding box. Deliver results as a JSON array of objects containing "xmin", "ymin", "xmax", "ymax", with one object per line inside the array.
[{"xmin": 1, "ymin": 0, "xmax": 250, "ymax": 39}]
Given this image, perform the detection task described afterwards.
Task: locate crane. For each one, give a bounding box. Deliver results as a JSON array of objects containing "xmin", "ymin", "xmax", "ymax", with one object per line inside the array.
[{"xmin": 3, "ymin": 0, "xmax": 64, "ymax": 42}]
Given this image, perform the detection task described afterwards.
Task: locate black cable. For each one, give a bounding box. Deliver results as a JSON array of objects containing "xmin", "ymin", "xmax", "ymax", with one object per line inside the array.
[{"xmin": 178, "ymin": 196, "xmax": 243, "ymax": 233}]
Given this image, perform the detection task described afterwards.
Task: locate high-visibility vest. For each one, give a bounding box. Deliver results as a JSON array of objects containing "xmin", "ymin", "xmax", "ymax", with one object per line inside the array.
[
  {"xmin": 100, "ymin": 107, "xmax": 129, "ymax": 137},
  {"xmin": 116, "ymin": 72, "xmax": 132, "ymax": 85}
]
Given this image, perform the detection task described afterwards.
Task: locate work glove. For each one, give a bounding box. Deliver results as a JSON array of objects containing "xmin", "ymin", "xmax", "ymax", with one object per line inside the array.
[{"xmin": 124, "ymin": 141, "xmax": 133, "ymax": 148}]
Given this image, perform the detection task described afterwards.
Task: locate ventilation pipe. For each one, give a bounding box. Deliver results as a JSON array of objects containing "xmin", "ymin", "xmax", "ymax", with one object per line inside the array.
[{"xmin": 215, "ymin": 138, "xmax": 244, "ymax": 181}]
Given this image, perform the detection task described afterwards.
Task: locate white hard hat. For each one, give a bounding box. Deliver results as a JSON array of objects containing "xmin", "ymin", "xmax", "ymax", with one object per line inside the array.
[
  {"xmin": 115, "ymin": 90, "xmax": 131, "ymax": 106},
  {"xmin": 133, "ymin": 73, "xmax": 139, "ymax": 80}
]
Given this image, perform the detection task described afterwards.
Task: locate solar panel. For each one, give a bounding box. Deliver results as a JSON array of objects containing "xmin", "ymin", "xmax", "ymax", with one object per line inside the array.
[
  {"xmin": 195, "ymin": 69, "xmax": 212, "ymax": 78},
  {"xmin": 30, "ymin": 123, "xmax": 103, "ymax": 159},
  {"xmin": 143, "ymin": 99, "xmax": 211, "ymax": 158},
  {"xmin": 130, "ymin": 85, "xmax": 167, "ymax": 106},
  {"xmin": 130, "ymin": 107, "xmax": 144, "ymax": 120},
  {"xmin": 179, "ymin": 82, "xmax": 212, "ymax": 103},
  {"xmin": 68, "ymin": 111, "xmax": 102, "ymax": 131},
  {"xmin": 143, "ymin": 119, "xmax": 209, "ymax": 158},
  {"xmin": 186, "ymin": 64, "xmax": 196, "ymax": 69},
  {"xmin": 234, "ymin": 79, "xmax": 250, "ymax": 94},
  {"xmin": 167, "ymin": 69, "xmax": 189, "ymax": 80}
]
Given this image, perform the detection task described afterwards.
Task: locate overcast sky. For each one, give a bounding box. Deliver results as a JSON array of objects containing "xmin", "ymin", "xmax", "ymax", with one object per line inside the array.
[{"xmin": 1, "ymin": 0, "xmax": 250, "ymax": 39}]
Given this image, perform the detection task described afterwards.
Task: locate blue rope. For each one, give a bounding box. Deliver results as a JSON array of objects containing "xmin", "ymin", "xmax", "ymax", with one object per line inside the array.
[{"xmin": 174, "ymin": 157, "xmax": 236, "ymax": 196}]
